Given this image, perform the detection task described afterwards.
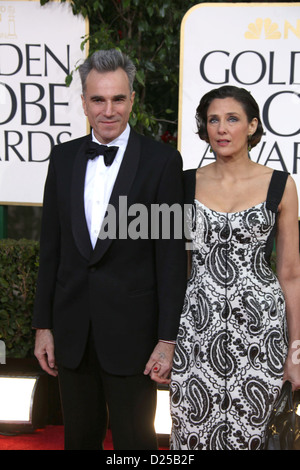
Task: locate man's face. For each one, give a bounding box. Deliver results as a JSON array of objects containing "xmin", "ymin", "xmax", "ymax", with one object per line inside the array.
[{"xmin": 81, "ymin": 68, "xmax": 135, "ymax": 144}]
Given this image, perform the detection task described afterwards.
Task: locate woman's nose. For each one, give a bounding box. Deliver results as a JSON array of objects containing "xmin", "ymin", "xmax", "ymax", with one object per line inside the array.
[{"xmin": 217, "ymin": 120, "xmax": 227, "ymax": 133}]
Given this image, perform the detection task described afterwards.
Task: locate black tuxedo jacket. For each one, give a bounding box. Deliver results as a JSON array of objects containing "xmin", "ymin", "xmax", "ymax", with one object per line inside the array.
[{"xmin": 33, "ymin": 129, "xmax": 187, "ymax": 375}]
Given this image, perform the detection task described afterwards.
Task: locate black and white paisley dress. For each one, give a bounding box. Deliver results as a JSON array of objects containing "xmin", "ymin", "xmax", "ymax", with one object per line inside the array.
[{"xmin": 170, "ymin": 169, "xmax": 289, "ymax": 450}]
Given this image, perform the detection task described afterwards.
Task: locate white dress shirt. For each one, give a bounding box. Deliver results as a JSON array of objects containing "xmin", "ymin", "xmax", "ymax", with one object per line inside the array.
[{"xmin": 84, "ymin": 124, "xmax": 130, "ymax": 248}]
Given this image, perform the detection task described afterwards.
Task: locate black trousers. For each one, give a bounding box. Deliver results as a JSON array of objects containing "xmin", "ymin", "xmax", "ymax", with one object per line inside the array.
[{"xmin": 58, "ymin": 331, "xmax": 158, "ymax": 450}]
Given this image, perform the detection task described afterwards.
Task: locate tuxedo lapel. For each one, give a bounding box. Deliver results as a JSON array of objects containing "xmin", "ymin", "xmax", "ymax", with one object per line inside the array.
[
  {"xmin": 71, "ymin": 135, "xmax": 93, "ymax": 261},
  {"xmin": 89, "ymin": 129, "xmax": 141, "ymax": 267}
]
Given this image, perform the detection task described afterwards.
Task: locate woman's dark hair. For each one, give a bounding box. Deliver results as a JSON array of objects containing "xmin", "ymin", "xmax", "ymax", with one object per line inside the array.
[{"xmin": 195, "ymin": 85, "xmax": 264, "ymax": 149}]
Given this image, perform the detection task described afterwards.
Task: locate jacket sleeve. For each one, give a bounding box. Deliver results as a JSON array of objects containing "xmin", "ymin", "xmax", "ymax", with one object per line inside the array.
[
  {"xmin": 154, "ymin": 149, "xmax": 187, "ymax": 341},
  {"xmin": 32, "ymin": 152, "xmax": 60, "ymax": 329}
]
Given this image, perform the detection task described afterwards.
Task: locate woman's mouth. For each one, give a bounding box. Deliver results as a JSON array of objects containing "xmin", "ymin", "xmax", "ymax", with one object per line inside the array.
[{"xmin": 217, "ymin": 139, "xmax": 230, "ymax": 146}]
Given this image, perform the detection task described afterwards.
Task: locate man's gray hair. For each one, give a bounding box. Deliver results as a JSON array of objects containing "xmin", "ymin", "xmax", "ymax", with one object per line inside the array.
[{"xmin": 79, "ymin": 49, "xmax": 136, "ymax": 95}]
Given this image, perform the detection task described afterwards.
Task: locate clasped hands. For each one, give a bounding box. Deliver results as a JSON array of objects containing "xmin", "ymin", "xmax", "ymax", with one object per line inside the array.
[
  {"xmin": 35, "ymin": 329, "xmax": 175, "ymax": 384},
  {"xmin": 143, "ymin": 341, "xmax": 175, "ymax": 384}
]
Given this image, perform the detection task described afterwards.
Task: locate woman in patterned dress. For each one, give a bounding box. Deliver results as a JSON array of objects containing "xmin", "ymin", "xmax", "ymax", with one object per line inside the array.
[{"xmin": 170, "ymin": 86, "xmax": 300, "ymax": 450}]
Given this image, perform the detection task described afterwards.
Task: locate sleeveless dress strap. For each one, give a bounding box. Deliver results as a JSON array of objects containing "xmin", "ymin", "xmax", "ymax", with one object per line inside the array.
[
  {"xmin": 183, "ymin": 168, "xmax": 289, "ymax": 212},
  {"xmin": 266, "ymin": 170, "xmax": 289, "ymax": 213}
]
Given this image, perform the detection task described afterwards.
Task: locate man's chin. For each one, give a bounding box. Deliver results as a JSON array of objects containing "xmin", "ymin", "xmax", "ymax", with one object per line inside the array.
[{"xmin": 95, "ymin": 126, "xmax": 120, "ymax": 144}]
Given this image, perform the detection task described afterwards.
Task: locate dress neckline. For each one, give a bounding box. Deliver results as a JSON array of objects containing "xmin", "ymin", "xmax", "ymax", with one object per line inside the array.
[{"xmin": 194, "ymin": 199, "xmax": 266, "ymax": 216}]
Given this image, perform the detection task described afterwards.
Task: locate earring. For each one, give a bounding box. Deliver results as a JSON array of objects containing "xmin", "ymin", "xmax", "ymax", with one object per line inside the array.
[
  {"xmin": 248, "ymin": 135, "xmax": 252, "ymax": 152},
  {"xmin": 209, "ymin": 146, "xmax": 213, "ymax": 153}
]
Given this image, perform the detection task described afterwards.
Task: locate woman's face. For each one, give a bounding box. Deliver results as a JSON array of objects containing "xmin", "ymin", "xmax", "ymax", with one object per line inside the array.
[{"xmin": 206, "ymin": 97, "xmax": 258, "ymax": 158}]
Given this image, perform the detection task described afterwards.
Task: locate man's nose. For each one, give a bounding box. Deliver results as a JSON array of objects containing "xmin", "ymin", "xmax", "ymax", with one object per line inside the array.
[{"xmin": 104, "ymin": 101, "xmax": 114, "ymax": 116}]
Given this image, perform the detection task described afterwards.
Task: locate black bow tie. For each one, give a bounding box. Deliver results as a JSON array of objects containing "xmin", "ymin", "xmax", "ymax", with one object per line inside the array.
[{"xmin": 86, "ymin": 141, "xmax": 119, "ymax": 166}]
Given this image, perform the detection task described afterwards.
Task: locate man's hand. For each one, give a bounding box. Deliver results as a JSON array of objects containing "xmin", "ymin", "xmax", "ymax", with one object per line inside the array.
[
  {"xmin": 144, "ymin": 341, "xmax": 175, "ymax": 384},
  {"xmin": 34, "ymin": 329, "xmax": 58, "ymax": 377}
]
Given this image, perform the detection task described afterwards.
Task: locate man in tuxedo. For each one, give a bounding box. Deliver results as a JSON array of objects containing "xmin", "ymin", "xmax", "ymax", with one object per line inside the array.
[{"xmin": 33, "ymin": 49, "xmax": 186, "ymax": 450}]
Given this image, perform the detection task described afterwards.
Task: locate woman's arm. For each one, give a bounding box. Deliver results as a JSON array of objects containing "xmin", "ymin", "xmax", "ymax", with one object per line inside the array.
[{"xmin": 276, "ymin": 176, "xmax": 300, "ymax": 390}]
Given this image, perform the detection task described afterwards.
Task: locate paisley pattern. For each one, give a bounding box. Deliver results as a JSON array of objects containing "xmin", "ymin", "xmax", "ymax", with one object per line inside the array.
[{"xmin": 170, "ymin": 200, "xmax": 288, "ymax": 450}]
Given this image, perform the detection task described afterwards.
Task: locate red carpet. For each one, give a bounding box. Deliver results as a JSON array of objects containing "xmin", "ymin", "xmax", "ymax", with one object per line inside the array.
[
  {"xmin": 0, "ymin": 426, "xmax": 113, "ymax": 450},
  {"xmin": 0, "ymin": 426, "xmax": 168, "ymax": 450}
]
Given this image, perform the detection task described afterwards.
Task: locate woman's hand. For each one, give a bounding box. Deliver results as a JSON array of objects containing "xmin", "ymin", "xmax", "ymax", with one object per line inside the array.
[
  {"xmin": 283, "ymin": 342, "xmax": 300, "ymax": 391},
  {"xmin": 144, "ymin": 341, "xmax": 175, "ymax": 384}
]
